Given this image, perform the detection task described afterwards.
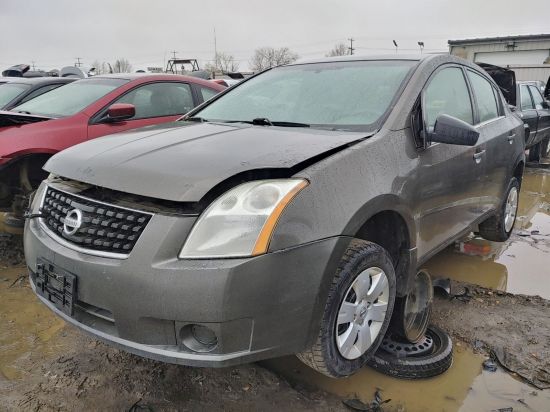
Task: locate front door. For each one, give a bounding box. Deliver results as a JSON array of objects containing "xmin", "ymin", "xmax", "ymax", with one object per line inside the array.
[
  {"xmin": 88, "ymin": 82, "xmax": 196, "ymax": 139},
  {"xmin": 414, "ymin": 65, "xmax": 485, "ymax": 258}
]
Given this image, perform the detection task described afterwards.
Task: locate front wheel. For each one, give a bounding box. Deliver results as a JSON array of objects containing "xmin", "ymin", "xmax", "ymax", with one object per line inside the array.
[
  {"xmin": 297, "ymin": 240, "xmax": 396, "ymax": 377},
  {"xmin": 478, "ymin": 177, "xmax": 520, "ymax": 242}
]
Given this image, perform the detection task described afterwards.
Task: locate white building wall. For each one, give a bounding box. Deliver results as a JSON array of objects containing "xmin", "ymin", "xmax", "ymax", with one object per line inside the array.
[{"xmin": 449, "ymin": 38, "xmax": 550, "ymax": 82}]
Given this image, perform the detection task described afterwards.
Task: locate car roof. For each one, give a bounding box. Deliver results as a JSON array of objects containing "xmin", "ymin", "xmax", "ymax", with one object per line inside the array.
[
  {"xmin": 92, "ymin": 73, "xmax": 205, "ymax": 81},
  {"xmin": 291, "ymin": 54, "xmax": 437, "ymax": 66},
  {"xmin": 0, "ymin": 76, "xmax": 75, "ymax": 85},
  {"xmin": 82, "ymin": 73, "xmax": 224, "ymax": 89}
]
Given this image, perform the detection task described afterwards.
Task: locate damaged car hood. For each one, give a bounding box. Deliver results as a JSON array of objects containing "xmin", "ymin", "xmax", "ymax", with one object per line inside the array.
[{"xmin": 46, "ymin": 122, "xmax": 368, "ymax": 202}]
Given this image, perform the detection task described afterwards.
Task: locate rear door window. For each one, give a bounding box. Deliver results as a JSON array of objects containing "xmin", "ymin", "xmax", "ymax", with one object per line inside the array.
[
  {"xmin": 467, "ymin": 70, "xmax": 500, "ymax": 123},
  {"xmin": 424, "ymin": 67, "xmax": 474, "ymax": 129},
  {"xmin": 520, "ymin": 85, "xmax": 535, "ymax": 110}
]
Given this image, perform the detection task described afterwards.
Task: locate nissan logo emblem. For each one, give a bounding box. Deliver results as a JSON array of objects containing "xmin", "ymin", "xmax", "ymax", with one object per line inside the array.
[{"xmin": 63, "ymin": 209, "xmax": 83, "ymax": 236}]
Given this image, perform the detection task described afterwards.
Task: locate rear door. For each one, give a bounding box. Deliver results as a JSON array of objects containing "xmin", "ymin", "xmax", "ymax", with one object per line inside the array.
[
  {"xmin": 519, "ymin": 84, "xmax": 539, "ymax": 147},
  {"xmin": 466, "ymin": 69, "xmax": 517, "ymax": 215},
  {"xmin": 87, "ymin": 81, "xmax": 196, "ymax": 139}
]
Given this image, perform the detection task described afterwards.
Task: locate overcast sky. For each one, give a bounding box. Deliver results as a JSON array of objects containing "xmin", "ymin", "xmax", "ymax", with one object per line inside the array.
[{"xmin": 1, "ymin": 0, "xmax": 549, "ymax": 71}]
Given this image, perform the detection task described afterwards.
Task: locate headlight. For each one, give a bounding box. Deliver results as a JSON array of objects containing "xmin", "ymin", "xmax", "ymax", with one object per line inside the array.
[{"xmin": 179, "ymin": 179, "xmax": 308, "ymax": 258}]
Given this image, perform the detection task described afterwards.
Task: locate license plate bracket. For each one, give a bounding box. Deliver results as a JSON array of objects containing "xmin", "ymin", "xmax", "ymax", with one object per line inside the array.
[{"xmin": 35, "ymin": 258, "xmax": 77, "ymax": 316}]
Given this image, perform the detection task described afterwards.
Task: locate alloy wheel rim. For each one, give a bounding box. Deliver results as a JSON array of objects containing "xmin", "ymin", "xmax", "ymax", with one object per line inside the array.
[
  {"xmin": 336, "ymin": 267, "xmax": 390, "ymax": 360},
  {"xmin": 504, "ymin": 187, "xmax": 518, "ymax": 233}
]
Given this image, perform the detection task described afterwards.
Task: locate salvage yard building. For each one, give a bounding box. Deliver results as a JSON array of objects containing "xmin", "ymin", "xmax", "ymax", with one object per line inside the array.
[{"xmin": 449, "ymin": 33, "xmax": 550, "ymax": 82}]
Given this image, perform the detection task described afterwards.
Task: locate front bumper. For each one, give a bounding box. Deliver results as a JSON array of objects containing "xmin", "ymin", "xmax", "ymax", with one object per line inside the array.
[{"xmin": 25, "ymin": 215, "xmax": 350, "ymax": 367}]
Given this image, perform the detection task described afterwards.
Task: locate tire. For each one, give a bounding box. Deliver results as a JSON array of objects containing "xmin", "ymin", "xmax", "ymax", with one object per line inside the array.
[
  {"xmin": 297, "ymin": 240, "xmax": 396, "ymax": 378},
  {"xmin": 478, "ymin": 177, "xmax": 520, "ymax": 242},
  {"xmin": 528, "ymin": 141, "xmax": 541, "ymax": 162},
  {"xmin": 367, "ymin": 325, "xmax": 453, "ymax": 379},
  {"xmin": 388, "ymin": 270, "xmax": 433, "ymax": 344},
  {"xmin": 541, "ymin": 137, "xmax": 550, "ymax": 159}
]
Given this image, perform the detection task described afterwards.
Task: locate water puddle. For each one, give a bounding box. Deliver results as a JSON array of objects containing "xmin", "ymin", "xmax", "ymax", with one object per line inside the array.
[
  {"xmin": 424, "ymin": 169, "xmax": 550, "ymax": 299},
  {"xmin": 264, "ymin": 346, "xmax": 550, "ymax": 411},
  {"xmin": 0, "ymin": 264, "xmax": 66, "ymax": 380}
]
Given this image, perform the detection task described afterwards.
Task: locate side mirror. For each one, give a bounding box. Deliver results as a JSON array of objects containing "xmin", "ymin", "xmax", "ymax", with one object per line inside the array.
[
  {"xmin": 508, "ymin": 104, "xmax": 517, "ymax": 112},
  {"xmin": 103, "ymin": 103, "xmax": 135, "ymax": 123},
  {"xmin": 542, "ymin": 100, "xmax": 549, "ymax": 109},
  {"xmin": 429, "ymin": 114, "xmax": 480, "ymax": 146}
]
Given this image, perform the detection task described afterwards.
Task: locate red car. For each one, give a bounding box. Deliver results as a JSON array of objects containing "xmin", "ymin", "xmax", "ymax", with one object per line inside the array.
[{"xmin": 0, "ymin": 74, "xmax": 224, "ymax": 229}]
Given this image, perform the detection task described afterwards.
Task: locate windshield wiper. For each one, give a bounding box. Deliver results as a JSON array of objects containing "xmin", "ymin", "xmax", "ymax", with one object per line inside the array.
[
  {"xmin": 270, "ymin": 120, "xmax": 310, "ymax": 128},
  {"xmin": 16, "ymin": 110, "xmax": 32, "ymax": 114},
  {"xmin": 223, "ymin": 118, "xmax": 310, "ymax": 128},
  {"xmin": 184, "ymin": 116, "xmax": 208, "ymax": 123}
]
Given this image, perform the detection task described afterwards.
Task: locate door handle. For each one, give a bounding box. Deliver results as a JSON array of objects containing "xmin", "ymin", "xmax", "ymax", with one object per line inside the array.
[
  {"xmin": 473, "ymin": 150, "xmax": 486, "ymax": 164},
  {"xmin": 507, "ymin": 133, "xmax": 515, "ymax": 144}
]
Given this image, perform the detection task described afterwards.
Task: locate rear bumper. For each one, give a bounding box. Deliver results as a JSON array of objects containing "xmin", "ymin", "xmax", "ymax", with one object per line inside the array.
[{"xmin": 25, "ymin": 215, "xmax": 350, "ymax": 367}]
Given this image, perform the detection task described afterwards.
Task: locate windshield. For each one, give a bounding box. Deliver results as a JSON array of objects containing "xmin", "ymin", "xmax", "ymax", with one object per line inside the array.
[
  {"xmin": 195, "ymin": 60, "xmax": 416, "ymax": 131},
  {"xmin": 13, "ymin": 78, "xmax": 128, "ymax": 117},
  {"xmin": 0, "ymin": 83, "xmax": 31, "ymax": 108}
]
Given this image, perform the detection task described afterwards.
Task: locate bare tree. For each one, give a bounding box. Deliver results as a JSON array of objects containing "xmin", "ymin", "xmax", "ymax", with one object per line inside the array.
[
  {"xmin": 249, "ymin": 47, "xmax": 299, "ymax": 72},
  {"xmin": 205, "ymin": 52, "xmax": 240, "ymax": 75},
  {"xmin": 326, "ymin": 43, "xmax": 349, "ymax": 57},
  {"xmin": 112, "ymin": 58, "xmax": 133, "ymax": 73},
  {"xmin": 90, "ymin": 60, "xmax": 111, "ymax": 75}
]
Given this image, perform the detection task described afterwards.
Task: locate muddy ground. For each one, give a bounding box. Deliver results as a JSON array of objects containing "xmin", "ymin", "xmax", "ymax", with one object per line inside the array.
[
  {"xmin": 431, "ymin": 281, "xmax": 550, "ymax": 389},
  {"xmin": 1, "ymin": 168, "xmax": 550, "ymax": 411}
]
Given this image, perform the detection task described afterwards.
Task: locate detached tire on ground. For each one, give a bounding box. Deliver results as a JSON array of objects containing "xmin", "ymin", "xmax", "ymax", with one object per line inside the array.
[
  {"xmin": 297, "ymin": 240, "xmax": 396, "ymax": 378},
  {"xmin": 478, "ymin": 177, "xmax": 520, "ymax": 242},
  {"xmin": 388, "ymin": 270, "xmax": 433, "ymax": 344},
  {"xmin": 367, "ymin": 325, "xmax": 453, "ymax": 379}
]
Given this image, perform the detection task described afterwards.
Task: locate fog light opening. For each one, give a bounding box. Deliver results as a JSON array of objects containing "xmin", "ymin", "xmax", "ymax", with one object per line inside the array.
[{"xmin": 180, "ymin": 324, "xmax": 218, "ymax": 353}]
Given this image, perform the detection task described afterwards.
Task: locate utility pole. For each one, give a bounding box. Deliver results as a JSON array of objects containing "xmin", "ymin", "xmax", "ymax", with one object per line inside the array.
[
  {"xmin": 171, "ymin": 50, "xmax": 178, "ymax": 60},
  {"xmin": 214, "ymin": 27, "xmax": 218, "ymax": 73},
  {"xmin": 348, "ymin": 38, "xmax": 355, "ymax": 55},
  {"xmin": 31, "ymin": 60, "xmax": 36, "ymax": 71},
  {"xmin": 75, "ymin": 57, "xmax": 82, "ymax": 67}
]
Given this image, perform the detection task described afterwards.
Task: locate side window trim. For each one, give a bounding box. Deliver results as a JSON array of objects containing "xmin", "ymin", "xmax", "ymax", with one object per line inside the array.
[{"xmin": 491, "ymin": 85, "xmax": 504, "ymax": 116}]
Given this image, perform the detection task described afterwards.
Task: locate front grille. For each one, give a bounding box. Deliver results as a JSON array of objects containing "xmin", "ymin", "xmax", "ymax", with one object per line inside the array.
[{"xmin": 41, "ymin": 186, "xmax": 152, "ymax": 255}]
